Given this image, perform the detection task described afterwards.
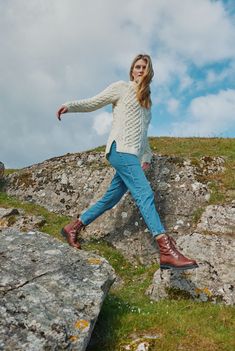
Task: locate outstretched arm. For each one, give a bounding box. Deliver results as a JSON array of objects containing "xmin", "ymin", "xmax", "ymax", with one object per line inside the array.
[{"xmin": 56, "ymin": 81, "xmax": 123, "ymax": 121}]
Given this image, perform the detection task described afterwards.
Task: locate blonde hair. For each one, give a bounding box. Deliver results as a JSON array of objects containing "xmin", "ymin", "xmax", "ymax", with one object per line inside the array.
[{"xmin": 129, "ymin": 54, "xmax": 154, "ymax": 109}]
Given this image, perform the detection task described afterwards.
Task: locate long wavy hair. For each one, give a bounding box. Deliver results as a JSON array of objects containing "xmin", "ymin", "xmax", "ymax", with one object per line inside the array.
[{"xmin": 129, "ymin": 54, "xmax": 154, "ymax": 109}]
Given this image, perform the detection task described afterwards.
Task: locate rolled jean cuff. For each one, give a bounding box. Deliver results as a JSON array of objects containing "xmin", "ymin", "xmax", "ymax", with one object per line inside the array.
[
  {"xmin": 79, "ymin": 214, "xmax": 88, "ymax": 226},
  {"xmin": 152, "ymin": 230, "xmax": 166, "ymax": 238}
]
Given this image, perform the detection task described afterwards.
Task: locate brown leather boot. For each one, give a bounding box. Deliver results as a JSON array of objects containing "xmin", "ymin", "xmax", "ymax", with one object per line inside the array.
[
  {"xmin": 156, "ymin": 234, "xmax": 198, "ymax": 270},
  {"xmin": 61, "ymin": 219, "xmax": 85, "ymax": 249}
]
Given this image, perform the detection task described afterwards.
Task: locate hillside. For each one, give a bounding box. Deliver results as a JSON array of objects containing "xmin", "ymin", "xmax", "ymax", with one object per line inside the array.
[
  {"xmin": 0, "ymin": 137, "xmax": 235, "ymax": 351},
  {"xmin": 90, "ymin": 136, "xmax": 235, "ymax": 204}
]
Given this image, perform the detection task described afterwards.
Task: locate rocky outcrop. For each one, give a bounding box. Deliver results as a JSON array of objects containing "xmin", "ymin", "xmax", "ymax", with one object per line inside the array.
[
  {"xmin": 1, "ymin": 150, "xmax": 234, "ymax": 310},
  {"xmin": 146, "ymin": 232, "xmax": 235, "ymax": 305},
  {"xmin": 0, "ymin": 207, "xmax": 46, "ymax": 232},
  {"xmin": 0, "ymin": 228, "xmax": 115, "ymax": 350},
  {"xmin": 0, "ymin": 161, "xmax": 4, "ymax": 180},
  {"xmin": 3, "ymin": 151, "xmax": 227, "ymax": 264},
  {"xmin": 196, "ymin": 203, "xmax": 235, "ymax": 237}
]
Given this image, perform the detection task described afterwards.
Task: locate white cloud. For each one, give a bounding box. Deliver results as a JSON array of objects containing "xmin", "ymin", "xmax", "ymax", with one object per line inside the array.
[
  {"xmin": 155, "ymin": 0, "xmax": 235, "ymax": 65},
  {"xmin": 0, "ymin": 0, "xmax": 235, "ymax": 167},
  {"xmin": 153, "ymin": 54, "xmax": 188, "ymax": 86},
  {"xmin": 167, "ymin": 98, "xmax": 180, "ymax": 114},
  {"xmin": 152, "ymin": 53, "xmax": 194, "ymax": 105},
  {"xmin": 206, "ymin": 61, "xmax": 235, "ymax": 85},
  {"xmin": 171, "ymin": 89, "xmax": 235, "ymax": 137},
  {"xmin": 93, "ymin": 112, "xmax": 112, "ymax": 136},
  {"xmin": 125, "ymin": 0, "xmax": 235, "ymax": 66}
]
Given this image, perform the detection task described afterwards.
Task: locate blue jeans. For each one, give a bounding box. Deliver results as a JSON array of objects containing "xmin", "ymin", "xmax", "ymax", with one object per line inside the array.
[{"xmin": 80, "ymin": 141, "xmax": 166, "ymax": 237}]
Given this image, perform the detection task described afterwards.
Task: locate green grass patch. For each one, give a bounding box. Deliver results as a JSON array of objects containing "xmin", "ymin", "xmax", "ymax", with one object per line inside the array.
[
  {"xmin": 207, "ymin": 180, "xmax": 226, "ymax": 204},
  {"xmin": 4, "ymin": 169, "xmax": 19, "ymax": 175},
  {"xmin": 149, "ymin": 137, "xmax": 235, "ymax": 161},
  {"xmin": 88, "ymin": 279, "xmax": 235, "ymax": 351},
  {"xmin": 83, "ymin": 241, "xmax": 235, "ymax": 351},
  {"xmin": 192, "ymin": 207, "xmax": 205, "ymax": 224},
  {"xmin": 88, "ymin": 145, "xmax": 106, "ymax": 153}
]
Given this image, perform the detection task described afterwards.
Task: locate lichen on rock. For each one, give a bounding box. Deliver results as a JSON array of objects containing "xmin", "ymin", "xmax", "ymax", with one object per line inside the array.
[{"xmin": 0, "ymin": 228, "xmax": 115, "ymax": 350}]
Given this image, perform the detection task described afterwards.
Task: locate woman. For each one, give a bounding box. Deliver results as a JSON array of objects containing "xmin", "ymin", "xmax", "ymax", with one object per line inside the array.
[{"xmin": 57, "ymin": 54, "xmax": 198, "ymax": 270}]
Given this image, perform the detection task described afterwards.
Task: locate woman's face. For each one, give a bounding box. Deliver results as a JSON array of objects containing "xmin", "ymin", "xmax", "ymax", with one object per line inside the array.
[{"xmin": 131, "ymin": 58, "xmax": 147, "ymax": 83}]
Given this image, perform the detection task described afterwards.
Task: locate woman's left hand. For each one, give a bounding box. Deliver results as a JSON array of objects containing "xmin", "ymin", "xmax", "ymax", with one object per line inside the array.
[
  {"xmin": 57, "ymin": 106, "xmax": 68, "ymax": 121},
  {"xmin": 142, "ymin": 162, "xmax": 150, "ymax": 170}
]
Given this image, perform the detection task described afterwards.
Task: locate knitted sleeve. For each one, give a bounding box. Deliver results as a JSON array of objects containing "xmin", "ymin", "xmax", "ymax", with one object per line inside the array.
[
  {"xmin": 141, "ymin": 137, "xmax": 153, "ymax": 164},
  {"xmin": 62, "ymin": 81, "xmax": 123, "ymax": 113}
]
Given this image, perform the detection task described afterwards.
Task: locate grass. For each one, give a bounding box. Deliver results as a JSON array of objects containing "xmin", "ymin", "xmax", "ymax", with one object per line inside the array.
[
  {"xmin": 83, "ymin": 240, "xmax": 235, "ymax": 351},
  {"xmin": 91, "ymin": 298, "xmax": 235, "ymax": 351},
  {"xmin": 4, "ymin": 169, "xmax": 19, "ymax": 175},
  {"xmin": 149, "ymin": 136, "xmax": 235, "ymax": 161},
  {"xmin": 1, "ymin": 137, "xmax": 235, "ymax": 350},
  {"xmin": 90, "ymin": 137, "xmax": 235, "ymax": 161},
  {"xmin": 191, "ymin": 207, "xmax": 205, "ymax": 224}
]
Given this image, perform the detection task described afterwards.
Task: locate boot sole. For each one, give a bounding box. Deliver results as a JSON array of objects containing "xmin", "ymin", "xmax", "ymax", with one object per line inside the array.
[{"xmin": 160, "ymin": 263, "xmax": 199, "ymax": 270}]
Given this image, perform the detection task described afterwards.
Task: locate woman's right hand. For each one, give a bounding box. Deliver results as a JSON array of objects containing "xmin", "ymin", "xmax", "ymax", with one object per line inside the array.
[{"xmin": 57, "ymin": 106, "xmax": 68, "ymax": 121}]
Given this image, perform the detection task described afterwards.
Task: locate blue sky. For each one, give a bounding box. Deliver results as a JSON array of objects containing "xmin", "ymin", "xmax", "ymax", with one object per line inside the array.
[{"xmin": 0, "ymin": 0, "xmax": 235, "ymax": 168}]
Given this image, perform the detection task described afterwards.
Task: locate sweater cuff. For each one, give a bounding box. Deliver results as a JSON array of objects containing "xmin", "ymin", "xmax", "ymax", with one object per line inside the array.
[
  {"xmin": 141, "ymin": 153, "xmax": 152, "ymax": 164},
  {"xmin": 62, "ymin": 103, "xmax": 77, "ymax": 113}
]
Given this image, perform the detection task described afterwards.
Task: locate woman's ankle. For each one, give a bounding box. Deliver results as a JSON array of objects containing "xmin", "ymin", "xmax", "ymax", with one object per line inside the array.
[{"xmin": 155, "ymin": 233, "xmax": 166, "ymax": 240}]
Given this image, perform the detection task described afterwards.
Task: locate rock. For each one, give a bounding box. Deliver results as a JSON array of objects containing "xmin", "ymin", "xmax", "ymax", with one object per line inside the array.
[
  {"xmin": 0, "ymin": 228, "xmax": 115, "ymax": 350},
  {"xmin": 136, "ymin": 342, "xmax": 149, "ymax": 351},
  {"xmin": 196, "ymin": 203, "xmax": 235, "ymax": 236},
  {"xmin": 0, "ymin": 207, "xmax": 20, "ymax": 217},
  {"xmin": 0, "ymin": 207, "xmax": 46, "ymax": 231},
  {"xmin": 0, "ymin": 161, "xmax": 4, "ymax": 179},
  {"xmin": 198, "ymin": 156, "xmax": 226, "ymax": 175},
  {"xmin": 146, "ymin": 233, "xmax": 235, "ymax": 305},
  {"xmin": 3, "ymin": 152, "xmax": 227, "ymax": 264},
  {"xmin": 120, "ymin": 333, "xmax": 161, "ymax": 351}
]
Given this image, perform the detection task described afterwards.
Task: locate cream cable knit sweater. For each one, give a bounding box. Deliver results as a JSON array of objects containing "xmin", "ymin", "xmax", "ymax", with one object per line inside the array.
[{"xmin": 63, "ymin": 80, "xmax": 153, "ymax": 164}]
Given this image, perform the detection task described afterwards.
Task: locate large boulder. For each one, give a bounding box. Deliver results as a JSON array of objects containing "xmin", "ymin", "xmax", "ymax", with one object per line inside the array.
[
  {"xmin": 0, "ymin": 229, "xmax": 115, "ymax": 350},
  {"xmin": 146, "ymin": 232, "xmax": 235, "ymax": 305},
  {"xmin": 4, "ymin": 151, "xmax": 226, "ymax": 264}
]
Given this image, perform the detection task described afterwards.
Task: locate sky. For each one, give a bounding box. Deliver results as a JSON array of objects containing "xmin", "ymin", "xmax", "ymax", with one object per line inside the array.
[{"xmin": 1, "ymin": 0, "xmax": 235, "ymax": 168}]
